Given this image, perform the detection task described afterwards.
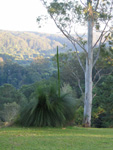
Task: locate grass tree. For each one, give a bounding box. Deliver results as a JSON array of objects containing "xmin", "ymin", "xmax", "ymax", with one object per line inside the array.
[
  {"xmin": 19, "ymin": 48, "xmax": 75, "ymax": 127},
  {"xmin": 19, "ymin": 82, "xmax": 76, "ymax": 127},
  {"xmin": 37, "ymin": 0, "xmax": 113, "ymax": 127}
]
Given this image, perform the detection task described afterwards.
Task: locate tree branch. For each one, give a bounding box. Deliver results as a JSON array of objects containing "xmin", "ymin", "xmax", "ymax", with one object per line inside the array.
[
  {"xmin": 93, "ymin": 68, "xmax": 102, "ymax": 82},
  {"xmin": 50, "ymin": 14, "xmax": 88, "ymax": 55},
  {"xmin": 49, "ymin": 15, "xmax": 86, "ymax": 73},
  {"xmin": 80, "ymin": 0, "xmax": 87, "ymax": 7},
  {"xmin": 93, "ymin": 19, "xmax": 111, "ymax": 67},
  {"xmin": 93, "ymin": 19, "xmax": 110, "ymax": 49},
  {"xmin": 94, "ymin": 0, "xmax": 100, "ymax": 11},
  {"xmin": 63, "ymin": 63, "xmax": 84, "ymax": 95},
  {"xmin": 93, "ymin": 70, "xmax": 101, "ymax": 89},
  {"xmin": 93, "ymin": 93, "xmax": 97, "ymax": 99},
  {"xmin": 71, "ymin": 71, "xmax": 84, "ymax": 95},
  {"xmin": 102, "ymin": 33, "xmax": 110, "ymax": 44},
  {"xmin": 93, "ymin": 35, "xmax": 102, "ymax": 67},
  {"xmin": 65, "ymin": 31, "xmax": 88, "ymax": 54},
  {"xmin": 93, "ymin": 69, "xmax": 113, "ymax": 89},
  {"xmin": 72, "ymin": 42, "xmax": 85, "ymax": 74}
]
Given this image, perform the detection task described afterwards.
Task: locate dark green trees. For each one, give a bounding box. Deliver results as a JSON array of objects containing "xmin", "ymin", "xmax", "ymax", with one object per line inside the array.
[{"xmin": 0, "ymin": 84, "xmax": 27, "ymax": 122}]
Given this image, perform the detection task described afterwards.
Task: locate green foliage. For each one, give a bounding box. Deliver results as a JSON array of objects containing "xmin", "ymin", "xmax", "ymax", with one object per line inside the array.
[
  {"xmin": 95, "ymin": 45, "xmax": 113, "ymax": 68},
  {"xmin": 92, "ymin": 75, "xmax": 113, "ymax": 127},
  {"xmin": 0, "ymin": 58, "xmax": 55, "ymax": 88},
  {"xmin": 0, "ymin": 84, "xmax": 27, "ymax": 122},
  {"xmin": 41, "ymin": 0, "xmax": 112, "ymax": 37},
  {"xmin": 92, "ymin": 107, "xmax": 106, "ymax": 128},
  {"xmin": 72, "ymin": 94, "xmax": 84, "ymax": 126},
  {"xmin": 18, "ymin": 82, "xmax": 76, "ymax": 127},
  {"xmin": 19, "ymin": 84, "xmax": 35, "ymax": 101},
  {"xmin": 0, "ymin": 84, "xmax": 27, "ymax": 108},
  {"xmin": 75, "ymin": 106, "xmax": 84, "ymax": 126},
  {"xmin": 2, "ymin": 102, "xmax": 20, "ymax": 122},
  {"xmin": 47, "ymin": 1, "xmax": 85, "ymax": 27},
  {"xmin": 0, "ymin": 30, "xmax": 74, "ymax": 60}
]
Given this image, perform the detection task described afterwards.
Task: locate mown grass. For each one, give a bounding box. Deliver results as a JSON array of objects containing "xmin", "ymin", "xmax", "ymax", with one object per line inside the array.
[{"xmin": 0, "ymin": 126, "xmax": 113, "ymax": 150}]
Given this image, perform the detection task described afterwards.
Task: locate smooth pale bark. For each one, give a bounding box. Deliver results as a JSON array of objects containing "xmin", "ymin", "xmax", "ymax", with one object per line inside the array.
[{"xmin": 83, "ymin": 12, "xmax": 93, "ymax": 127}]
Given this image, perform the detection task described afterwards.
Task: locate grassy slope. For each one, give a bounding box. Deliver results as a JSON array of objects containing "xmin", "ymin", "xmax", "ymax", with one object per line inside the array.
[{"xmin": 0, "ymin": 127, "xmax": 113, "ymax": 150}]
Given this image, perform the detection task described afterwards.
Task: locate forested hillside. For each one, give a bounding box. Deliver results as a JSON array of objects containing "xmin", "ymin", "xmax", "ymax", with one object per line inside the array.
[{"xmin": 0, "ymin": 30, "xmax": 75, "ymax": 60}]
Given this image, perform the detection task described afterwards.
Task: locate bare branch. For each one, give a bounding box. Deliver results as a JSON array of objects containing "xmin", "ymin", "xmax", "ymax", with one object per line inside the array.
[
  {"xmin": 62, "ymin": 34, "xmax": 86, "ymax": 73},
  {"xmin": 63, "ymin": 63, "xmax": 84, "ymax": 95},
  {"xmin": 94, "ymin": 0, "xmax": 100, "ymax": 11},
  {"xmin": 80, "ymin": 0, "xmax": 87, "ymax": 7},
  {"xmin": 102, "ymin": 33, "xmax": 110, "ymax": 44},
  {"xmin": 49, "ymin": 15, "xmax": 86, "ymax": 73},
  {"xmin": 93, "ymin": 0, "xmax": 113, "ymax": 48},
  {"xmin": 93, "ymin": 69, "xmax": 113, "ymax": 89},
  {"xmin": 50, "ymin": 14, "xmax": 88, "ymax": 55},
  {"xmin": 93, "ymin": 20, "xmax": 110, "ymax": 49},
  {"xmin": 72, "ymin": 42, "xmax": 85, "ymax": 73},
  {"xmin": 93, "ymin": 35, "xmax": 102, "ymax": 67},
  {"xmin": 61, "ymin": 29, "xmax": 88, "ymax": 54},
  {"xmin": 93, "ymin": 93, "xmax": 96, "ymax": 99},
  {"xmin": 93, "ymin": 70, "xmax": 101, "ymax": 89},
  {"xmin": 93, "ymin": 68, "xmax": 102, "ymax": 82},
  {"xmin": 72, "ymin": 71, "xmax": 84, "ymax": 95},
  {"xmin": 76, "ymin": 32, "xmax": 86, "ymax": 40},
  {"xmin": 93, "ymin": 19, "xmax": 111, "ymax": 67}
]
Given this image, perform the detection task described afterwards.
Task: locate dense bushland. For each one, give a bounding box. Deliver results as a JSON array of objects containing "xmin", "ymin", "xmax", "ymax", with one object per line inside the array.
[{"xmin": 0, "ymin": 49, "xmax": 113, "ymax": 127}]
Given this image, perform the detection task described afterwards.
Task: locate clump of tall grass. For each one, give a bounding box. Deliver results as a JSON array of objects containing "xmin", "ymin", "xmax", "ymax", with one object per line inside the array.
[
  {"xmin": 18, "ymin": 82, "xmax": 76, "ymax": 127},
  {"xmin": 18, "ymin": 47, "xmax": 75, "ymax": 127}
]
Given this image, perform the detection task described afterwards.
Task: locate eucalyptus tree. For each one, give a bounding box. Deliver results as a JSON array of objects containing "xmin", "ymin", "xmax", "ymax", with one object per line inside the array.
[{"xmin": 37, "ymin": 0, "xmax": 113, "ymax": 127}]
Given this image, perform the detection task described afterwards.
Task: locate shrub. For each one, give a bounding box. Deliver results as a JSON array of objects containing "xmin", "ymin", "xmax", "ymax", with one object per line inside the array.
[
  {"xmin": 3, "ymin": 102, "xmax": 20, "ymax": 122},
  {"xmin": 18, "ymin": 82, "xmax": 76, "ymax": 127},
  {"xmin": 74, "ymin": 106, "xmax": 84, "ymax": 126}
]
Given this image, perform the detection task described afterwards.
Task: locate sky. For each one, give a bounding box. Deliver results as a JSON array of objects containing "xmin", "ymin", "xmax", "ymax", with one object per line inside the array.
[
  {"xmin": 0, "ymin": 0, "xmax": 112, "ymax": 35},
  {"xmin": 0, "ymin": 0, "xmax": 60, "ymax": 34},
  {"xmin": 0, "ymin": 0, "xmax": 88, "ymax": 34}
]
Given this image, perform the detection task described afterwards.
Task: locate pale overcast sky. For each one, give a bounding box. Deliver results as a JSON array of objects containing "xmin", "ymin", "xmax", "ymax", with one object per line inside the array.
[
  {"xmin": 0, "ymin": 0, "xmax": 88, "ymax": 34},
  {"xmin": 0, "ymin": 0, "xmax": 60, "ymax": 34}
]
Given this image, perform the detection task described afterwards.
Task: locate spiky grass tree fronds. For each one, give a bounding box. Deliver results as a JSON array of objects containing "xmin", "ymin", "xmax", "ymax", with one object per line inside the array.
[
  {"xmin": 19, "ymin": 82, "xmax": 76, "ymax": 127},
  {"xmin": 18, "ymin": 101, "xmax": 36, "ymax": 127},
  {"xmin": 19, "ymin": 83, "xmax": 64, "ymax": 127},
  {"xmin": 61, "ymin": 84, "xmax": 76, "ymax": 124}
]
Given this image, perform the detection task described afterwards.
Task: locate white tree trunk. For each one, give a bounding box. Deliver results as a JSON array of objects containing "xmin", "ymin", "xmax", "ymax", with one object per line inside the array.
[{"xmin": 83, "ymin": 13, "xmax": 93, "ymax": 127}]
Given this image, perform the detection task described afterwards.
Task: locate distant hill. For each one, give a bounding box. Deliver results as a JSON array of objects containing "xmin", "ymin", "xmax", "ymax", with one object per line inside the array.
[
  {"xmin": 0, "ymin": 30, "xmax": 77, "ymax": 60},
  {"xmin": 0, "ymin": 30, "xmax": 101, "ymax": 62}
]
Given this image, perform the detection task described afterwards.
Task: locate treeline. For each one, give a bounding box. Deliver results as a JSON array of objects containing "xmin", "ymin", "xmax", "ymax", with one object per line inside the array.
[
  {"xmin": 0, "ymin": 48, "xmax": 113, "ymax": 127},
  {"xmin": 0, "ymin": 54, "xmax": 55, "ymax": 88}
]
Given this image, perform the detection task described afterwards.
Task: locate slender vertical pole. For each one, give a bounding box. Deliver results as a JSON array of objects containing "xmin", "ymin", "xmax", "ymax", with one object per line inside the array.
[{"xmin": 57, "ymin": 46, "xmax": 60, "ymax": 97}]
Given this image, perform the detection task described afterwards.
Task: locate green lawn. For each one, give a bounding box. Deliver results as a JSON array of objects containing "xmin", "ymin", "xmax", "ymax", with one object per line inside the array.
[{"xmin": 0, "ymin": 127, "xmax": 113, "ymax": 150}]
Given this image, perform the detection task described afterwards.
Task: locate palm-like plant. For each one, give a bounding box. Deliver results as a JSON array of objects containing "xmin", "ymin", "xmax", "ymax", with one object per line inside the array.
[
  {"xmin": 19, "ymin": 47, "xmax": 75, "ymax": 127},
  {"xmin": 19, "ymin": 82, "xmax": 75, "ymax": 127}
]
